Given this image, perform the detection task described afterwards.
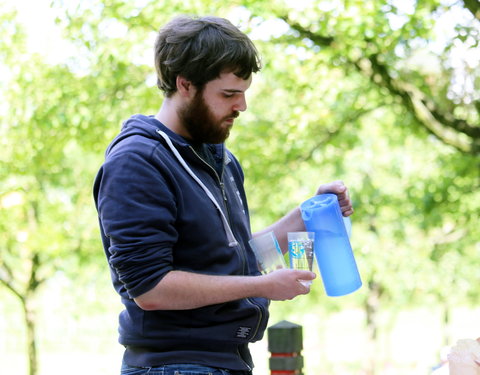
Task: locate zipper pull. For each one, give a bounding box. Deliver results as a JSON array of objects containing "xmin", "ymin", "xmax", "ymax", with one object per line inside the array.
[{"xmin": 220, "ymin": 182, "xmax": 228, "ymax": 202}]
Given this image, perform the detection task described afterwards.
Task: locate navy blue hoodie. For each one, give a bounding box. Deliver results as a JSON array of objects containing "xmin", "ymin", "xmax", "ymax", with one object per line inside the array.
[{"xmin": 93, "ymin": 114, "xmax": 269, "ymax": 371}]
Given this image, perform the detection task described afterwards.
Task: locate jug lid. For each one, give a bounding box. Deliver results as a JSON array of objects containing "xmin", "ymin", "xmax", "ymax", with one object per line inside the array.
[{"xmin": 300, "ymin": 193, "xmax": 337, "ymax": 210}]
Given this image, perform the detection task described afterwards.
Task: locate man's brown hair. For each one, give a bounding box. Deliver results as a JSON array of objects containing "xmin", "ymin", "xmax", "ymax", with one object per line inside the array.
[{"xmin": 154, "ymin": 15, "xmax": 261, "ymax": 97}]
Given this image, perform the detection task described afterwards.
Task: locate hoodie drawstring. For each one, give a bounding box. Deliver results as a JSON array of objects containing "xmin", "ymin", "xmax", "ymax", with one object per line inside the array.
[{"xmin": 156, "ymin": 129, "xmax": 239, "ymax": 247}]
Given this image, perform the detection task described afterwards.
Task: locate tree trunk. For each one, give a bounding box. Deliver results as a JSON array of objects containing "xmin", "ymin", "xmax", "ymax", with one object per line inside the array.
[
  {"xmin": 20, "ymin": 295, "xmax": 38, "ymax": 375},
  {"xmin": 441, "ymin": 302, "xmax": 451, "ymax": 348},
  {"xmin": 365, "ymin": 280, "xmax": 383, "ymax": 375}
]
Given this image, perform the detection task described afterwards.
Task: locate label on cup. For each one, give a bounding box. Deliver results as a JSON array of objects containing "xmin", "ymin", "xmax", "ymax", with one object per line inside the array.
[{"xmin": 287, "ymin": 232, "xmax": 314, "ymax": 271}]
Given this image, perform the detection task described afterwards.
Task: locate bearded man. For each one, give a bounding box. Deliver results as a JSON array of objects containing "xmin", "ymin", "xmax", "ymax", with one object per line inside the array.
[{"xmin": 93, "ymin": 15, "xmax": 353, "ymax": 375}]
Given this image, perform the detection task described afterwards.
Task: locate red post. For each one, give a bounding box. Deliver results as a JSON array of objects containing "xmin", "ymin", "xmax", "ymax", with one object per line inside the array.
[{"xmin": 268, "ymin": 320, "xmax": 304, "ymax": 375}]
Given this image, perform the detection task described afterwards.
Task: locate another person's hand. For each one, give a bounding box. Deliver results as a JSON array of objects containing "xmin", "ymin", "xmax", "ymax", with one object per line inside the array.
[
  {"xmin": 316, "ymin": 180, "xmax": 353, "ymax": 216},
  {"xmin": 476, "ymin": 338, "xmax": 480, "ymax": 366},
  {"xmin": 260, "ymin": 268, "xmax": 316, "ymax": 301}
]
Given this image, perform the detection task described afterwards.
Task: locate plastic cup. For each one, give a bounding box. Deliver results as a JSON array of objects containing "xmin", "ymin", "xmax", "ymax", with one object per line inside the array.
[
  {"xmin": 288, "ymin": 232, "xmax": 315, "ymax": 286},
  {"xmin": 248, "ymin": 231, "xmax": 286, "ymax": 274}
]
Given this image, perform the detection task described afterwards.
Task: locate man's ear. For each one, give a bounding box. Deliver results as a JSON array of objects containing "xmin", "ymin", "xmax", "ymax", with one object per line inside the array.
[{"xmin": 176, "ymin": 76, "xmax": 196, "ymax": 98}]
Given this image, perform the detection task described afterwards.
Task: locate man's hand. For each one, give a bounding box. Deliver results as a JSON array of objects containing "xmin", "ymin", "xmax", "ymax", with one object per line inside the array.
[
  {"xmin": 257, "ymin": 180, "xmax": 354, "ymax": 254},
  {"xmin": 316, "ymin": 180, "xmax": 353, "ymax": 217},
  {"xmin": 259, "ymin": 269, "xmax": 316, "ymax": 301}
]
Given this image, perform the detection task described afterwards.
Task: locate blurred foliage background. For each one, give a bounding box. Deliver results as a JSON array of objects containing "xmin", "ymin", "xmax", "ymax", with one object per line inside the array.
[{"xmin": 1, "ymin": 0, "xmax": 479, "ymax": 374}]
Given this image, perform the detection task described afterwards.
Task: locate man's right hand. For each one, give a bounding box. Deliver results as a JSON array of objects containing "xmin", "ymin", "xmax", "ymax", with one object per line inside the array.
[{"xmin": 259, "ymin": 268, "xmax": 316, "ymax": 301}]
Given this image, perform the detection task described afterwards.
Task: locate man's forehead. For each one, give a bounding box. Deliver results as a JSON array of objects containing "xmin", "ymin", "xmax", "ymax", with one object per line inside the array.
[{"xmin": 211, "ymin": 72, "xmax": 252, "ymax": 90}]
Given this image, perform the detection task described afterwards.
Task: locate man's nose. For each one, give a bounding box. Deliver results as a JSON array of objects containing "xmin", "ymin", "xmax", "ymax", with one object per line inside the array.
[{"xmin": 233, "ymin": 95, "xmax": 247, "ymax": 112}]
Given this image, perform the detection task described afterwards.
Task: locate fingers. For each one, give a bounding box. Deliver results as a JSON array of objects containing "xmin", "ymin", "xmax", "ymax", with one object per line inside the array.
[
  {"xmin": 264, "ymin": 269, "xmax": 316, "ymax": 300},
  {"xmin": 294, "ymin": 271, "xmax": 316, "ymax": 294},
  {"xmin": 295, "ymin": 270, "xmax": 316, "ymax": 281},
  {"xmin": 339, "ymin": 196, "xmax": 354, "ymax": 217},
  {"xmin": 316, "ymin": 180, "xmax": 346, "ymax": 195},
  {"xmin": 331, "ymin": 180, "xmax": 347, "ymax": 194},
  {"xmin": 316, "ymin": 180, "xmax": 354, "ymax": 217}
]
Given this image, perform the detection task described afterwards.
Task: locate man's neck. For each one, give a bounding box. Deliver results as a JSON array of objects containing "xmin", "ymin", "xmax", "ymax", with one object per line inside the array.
[{"xmin": 155, "ymin": 98, "xmax": 191, "ymax": 139}]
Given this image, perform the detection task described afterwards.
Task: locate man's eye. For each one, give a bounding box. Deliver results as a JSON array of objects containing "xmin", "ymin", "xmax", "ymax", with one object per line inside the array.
[{"xmin": 223, "ymin": 93, "xmax": 234, "ymax": 98}]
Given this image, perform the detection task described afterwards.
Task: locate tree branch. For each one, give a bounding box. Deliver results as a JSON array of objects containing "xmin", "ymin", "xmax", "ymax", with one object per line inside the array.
[
  {"xmin": 463, "ymin": 0, "xmax": 480, "ymax": 20},
  {"xmin": 363, "ymin": 54, "xmax": 476, "ymax": 153},
  {"xmin": 0, "ymin": 273, "xmax": 24, "ymax": 302},
  {"xmin": 280, "ymin": 16, "xmax": 334, "ymax": 47},
  {"xmin": 284, "ymin": 20, "xmax": 480, "ymax": 154},
  {"xmin": 298, "ymin": 104, "xmax": 379, "ymax": 162}
]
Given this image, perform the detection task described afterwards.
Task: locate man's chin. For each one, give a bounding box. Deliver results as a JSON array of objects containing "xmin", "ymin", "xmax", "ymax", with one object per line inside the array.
[
  {"xmin": 187, "ymin": 122, "xmax": 231, "ymax": 144},
  {"xmin": 213, "ymin": 133, "xmax": 230, "ymax": 144}
]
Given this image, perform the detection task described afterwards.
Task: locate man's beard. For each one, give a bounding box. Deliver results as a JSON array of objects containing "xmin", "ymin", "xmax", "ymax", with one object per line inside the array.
[{"xmin": 179, "ymin": 90, "xmax": 239, "ymax": 144}]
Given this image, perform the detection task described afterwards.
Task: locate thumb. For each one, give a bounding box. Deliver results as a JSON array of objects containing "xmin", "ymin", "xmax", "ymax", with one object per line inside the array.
[
  {"xmin": 295, "ymin": 270, "xmax": 316, "ymax": 280},
  {"xmin": 316, "ymin": 180, "xmax": 346, "ymax": 195}
]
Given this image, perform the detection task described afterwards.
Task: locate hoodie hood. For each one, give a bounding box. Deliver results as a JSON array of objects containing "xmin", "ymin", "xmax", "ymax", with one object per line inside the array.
[
  {"xmin": 106, "ymin": 114, "xmax": 226, "ymax": 161},
  {"xmin": 106, "ymin": 114, "xmax": 189, "ymax": 156}
]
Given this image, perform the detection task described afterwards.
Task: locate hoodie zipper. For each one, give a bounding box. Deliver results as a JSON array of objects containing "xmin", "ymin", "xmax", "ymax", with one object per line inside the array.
[
  {"xmin": 189, "ymin": 147, "xmax": 267, "ymax": 349},
  {"xmin": 189, "ymin": 148, "xmax": 267, "ymax": 343},
  {"xmin": 187, "ymin": 146, "xmax": 230, "ymax": 219},
  {"xmin": 187, "ymin": 146, "xmax": 249, "ymax": 274},
  {"xmin": 237, "ymin": 347, "xmax": 253, "ymax": 372}
]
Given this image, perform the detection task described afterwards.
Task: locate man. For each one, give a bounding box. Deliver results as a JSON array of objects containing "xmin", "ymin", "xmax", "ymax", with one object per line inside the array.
[{"xmin": 93, "ymin": 15, "xmax": 353, "ymax": 375}]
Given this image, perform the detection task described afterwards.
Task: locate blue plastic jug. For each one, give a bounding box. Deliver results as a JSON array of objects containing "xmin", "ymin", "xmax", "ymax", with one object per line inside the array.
[{"xmin": 300, "ymin": 194, "xmax": 362, "ymax": 296}]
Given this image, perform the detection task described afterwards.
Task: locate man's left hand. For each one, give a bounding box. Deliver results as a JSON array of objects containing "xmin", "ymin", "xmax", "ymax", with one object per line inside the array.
[{"xmin": 316, "ymin": 180, "xmax": 353, "ymax": 217}]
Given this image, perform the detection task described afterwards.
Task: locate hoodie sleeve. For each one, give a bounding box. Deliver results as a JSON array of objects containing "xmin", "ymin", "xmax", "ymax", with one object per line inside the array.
[{"xmin": 95, "ymin": 146, "xmax": 177, "ymax": 299}]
